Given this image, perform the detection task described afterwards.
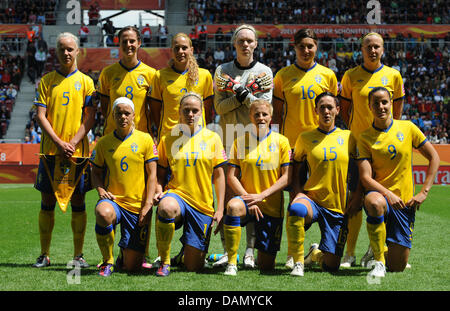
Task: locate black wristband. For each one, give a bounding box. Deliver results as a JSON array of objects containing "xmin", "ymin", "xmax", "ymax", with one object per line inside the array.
[{"xmin": 235, "ymin": 86, "xmax": 249, "ymax": 103}]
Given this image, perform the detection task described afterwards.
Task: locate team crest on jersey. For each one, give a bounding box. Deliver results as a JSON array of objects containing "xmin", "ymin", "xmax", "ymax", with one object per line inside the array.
[
  {"xmin": 131, "ymin": 142, "xmax": 139, "ymax": 153},
  {"xmin": 337, "ymin": 136, "xmax": 344, "ymax": 145},
  {"xmin": 74, "ymin": 81, "xmax": 82, "ymax": 91},
  {"xmin": 137, "ymin": 75, "xmax": 145, "ymax": 85},
  {"xmin": 396, "ymin": 131, "xmax": 404, "ymax": 142},
  {"xmin": 381, "ymin": 76, "xmax": 388, "ymax": 86},
  {"xmin": 315, "ymin": 75, "xmax": 322, "ymax": 84},
  {"xmin": 199, "ymin": 140, "xmax": 207, "ymax": 151},
  {"xmin": 268, "ymin": 142, "xmax": 277, "ymax": 152}
]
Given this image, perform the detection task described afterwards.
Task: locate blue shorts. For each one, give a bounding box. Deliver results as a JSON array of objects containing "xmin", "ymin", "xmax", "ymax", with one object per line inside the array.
[
  {"xmin": 160, "ymin": 192, "xmax": 213, "ymax": 252},
  {"xmin": 302, "ymin": 197, "xmax": 345, "ymax": 257},
  {"xmin": 236, "ymin": 196, "xmax": 283, "ymax": 256},
  {"xmin": 34, "ymin": 156, "xmax": 91, "ymax": 194},
  {"xmin": 366, "ymin": 193, "xmax": 415, "ymax": 249},
  {"xmin": 97, "ymin": 199, "xmax": 149, "ymax": 253}
]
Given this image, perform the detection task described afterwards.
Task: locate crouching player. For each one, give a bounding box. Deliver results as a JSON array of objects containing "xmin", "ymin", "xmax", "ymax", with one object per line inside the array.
[
  {"xmin": 287, "ymin": 92, "xmax": 361, "ymax": 276},
  {"xmin": 223, "ymin": 99, "xmax": 292, "ymax": 276},
  {"xmin": 154, "ymin": 92, "xmax": 227, "ymax": 276},
  {"xmin": 90, "ymin": 97, "xmax": 158, "ymax": 276},
  {"xmin": 356, "ymin": 87, "xmax": 439, "ymax": 278}
]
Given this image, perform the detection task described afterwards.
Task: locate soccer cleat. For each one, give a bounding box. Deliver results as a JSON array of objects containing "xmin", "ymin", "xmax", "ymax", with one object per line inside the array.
[
  {"xmin": 212, "ymin": 253, "xmax": 229, "ymax": 268},
  {"xmin": 367, "ymin": 261, "xmax": 386, "ymax": 278},
  {"xmin": 155, "ymin": 264, "xmax": 170, "ymax": 277},
  {"xmin": 32, "ymin": 255, "xmax": 50, "ymax": 268},
  {"xmin": 304, "ymin": 243, "xmax": 319, "ymax": 266},
  {"xmin": 224, "ymin": 264, "xmax": 237, "ymax": 276},
  {"xmin": 290, "ymin": 262, "xmax": 304, "ymax": 277},
  {"xmin": 152, "ymin": 256, "xmax": 161, "ymax": 269},
  {"xmin": 142, "ymin": 256, "xmax": 153, "ymax": 269},
  {"xmin": 72, "ymin": 254, "xmax": 89, "ymax": 268},
  {"xmin": 285, "ymin": 256, "xmax": 294, "ymax": 269},
  {"xmin": 340, "ymin": 254, "xmax": 356, "ymax": 268},
  {"xmin": 360, "ymin": 245, "xmax": 374, "ymax": 268},
  {"xmin": 243, "ymin": 255, "xmax": 256, "ymax": 269},
  {"xmin": 98, "ymin": 263, "xmax": 114, "ymax": 277}
]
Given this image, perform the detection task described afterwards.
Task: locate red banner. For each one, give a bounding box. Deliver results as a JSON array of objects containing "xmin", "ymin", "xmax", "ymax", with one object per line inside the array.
[
  {"xmin": 0, "ymin": 24, "xmax": 42, "ymax": 37},
  {"xmin": 77, "ymin": 47, "xmax": 172, "ymax": 72},
  {"xmin": 81, "ymin": 0, "xmax": 165, "ymax": 10},
  {"xmin": 0, "ymin": 165, "xmax": 38, "ymax": 183},
  {"xmin": 205, "ymin": 24, "xmax": 450, "ymax": 39}
]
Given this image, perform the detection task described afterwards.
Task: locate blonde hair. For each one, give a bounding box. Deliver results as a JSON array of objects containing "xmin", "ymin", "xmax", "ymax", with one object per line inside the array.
[
  {"xmin": 170, "ymin": 33, "xmax": 199, "ymax": 86},
  {"xmin": 361, "ymin": 32, "xmax": 384, "ymax": 45},
  {"xmin": 56, "ymin": 32, "xmax": 79, "ymax": 50},
  {"xmin": 249, "ymin": 99, "xmax": 273, "ymax": 116},
  {"xmin": 231, "ymin": 24, "xmax": 258, "ymax": 44},
  {"xmin": 180, "ymin": 92, "xmax": 203, "ymax": 108}
]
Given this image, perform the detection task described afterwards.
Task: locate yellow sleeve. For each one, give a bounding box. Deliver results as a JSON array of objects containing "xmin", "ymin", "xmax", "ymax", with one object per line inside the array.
[
  {"xmin": 273, "ymin": 70, "xmax": 284, "ymax": 101},
  {"xmin": 392, "ymin": 71, "xmax": 405, "ymax": 101},
  {"xmin": 293, "ymin": 134, "xmax": 306, "ymax": 163},
  {"xmin": 35, "ymin": 75, "xmax": 48, "ymax": 107},
  {"xmin": 202, "ymin": 70, "xmax": 214, "ymax": 99},
  {"xmin": 228, "ymin": 139, "xmax": 239, "ymax": 167},
  {"xmin": 329, "ymin": 71, "xmax": 338, "ymax": 95},
  {"xmin": 96, "ymin": 68, "xmax": 109, "ymax": 97},
  {"xmin": 157, "ymin": 137, "xmax": 168, "ymax": 168},
  {"xmin": 280, "ymin": 136, "xmax": 292, "ymax": 166},
  {"xmin": 150, "ymin": 70, "xmax": 163, "ymax": 102},
  {"xmin": 339, "ymin": 71, "xmax": 352, "ymax": 101},
  {"xmin": 213, "ymin": 134, "xmax": 228, "ymax": 168},
  {"xmin": 410, "ymin": 123, "xmax": 427, "ymax": 149},
  {"xmin": 356, "ymin": 135, "xmax": 371, "ymax": 160},
  {"xmin": 91, "ymin": 139, "xmax": 105, "ymax": 168}
]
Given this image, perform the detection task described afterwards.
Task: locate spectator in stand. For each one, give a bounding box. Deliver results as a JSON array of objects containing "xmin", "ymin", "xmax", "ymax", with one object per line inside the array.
[
  {"xmin": 158, "ymin": 24, "xmax": 168, "ymax": 47},
  {"xmin": 79, "ymin": 23, "xmax": 90, "ymax": 47},
  {"xmin": 34, "ymin": 47, "xmax": 47, "ymax": 78},
  {"xmin": 103, "ymin": 20, "xmax": 116, "ymax": 47},
  {"xmin": 88, "ymin": 2, "xmax": 101, "ymax": 25},
  {"xmin": 141, "ymin": 24, "xmax": 152, "ymax": 47}
]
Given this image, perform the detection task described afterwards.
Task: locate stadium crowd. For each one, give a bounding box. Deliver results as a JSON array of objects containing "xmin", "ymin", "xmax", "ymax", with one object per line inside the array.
[
  {"xmin": 0, "ymin": 0, "xmax": 58, "ymax": 25},
  {"xmin": 188, "ymin": 0, "xmax": 449, "ymax": 25}
]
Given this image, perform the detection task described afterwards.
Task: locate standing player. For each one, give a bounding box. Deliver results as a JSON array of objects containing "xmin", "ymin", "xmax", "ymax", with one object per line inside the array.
[
  {"xmin": 91, "ymin": 97, "xmax": 158, "ymax": 276},
  {"xmin": 33, "ymin": 32, "xmax": 96, "ymax": 268},
  {"xmin": 356, "ymin": 87, "xmax": 439, "ymax": 277},
  {"xmin": 97, "ymin": 26, "xmax": 157, "ymax": 268},
  {"xmin": 150, "ymin": 32, "xmax": 214, "ymax": 141},
  {"xmin": 339, "ymin": 32, "xmax": 405, "ymax": 268},
  {"xmin": 223, "ymin": 99, "xmax": 292, "ymax": 276},
  {"xmin": 213, "ymin": 24, "xmax": 273, "ymax": 268},
  {"xmin": 154, "ymin": 93, "xmax": 227, "ymax": 276},
  {"xmin": 272, "ymin": 28, "xmax": 338, "ymax": 269},
  {"xmin": 97, "ymin": 26, "xmax": 156, "ymax": 135},
  {"xmin": 287, "ymin": 92, "xmax": 360, "ymax": 276}
]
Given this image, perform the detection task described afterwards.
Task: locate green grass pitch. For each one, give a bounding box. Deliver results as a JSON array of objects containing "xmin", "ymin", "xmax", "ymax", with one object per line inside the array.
[{"xmin": 0, "ymin": 184, "xmax": 449, "ymax": 292}]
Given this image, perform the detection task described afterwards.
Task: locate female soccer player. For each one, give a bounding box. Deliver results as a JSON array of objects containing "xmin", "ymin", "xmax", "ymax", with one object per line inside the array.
[
  {"xmin": 356, "ymin": 87, "xmax": 439, "ymax": 277},
  {"xmin": 213, "ymin": 24, "xmax": 273, "ymax": 268},
  {"xmin": 97, "ymin": 26, "xmax": 156, "ymax": 136},
  {"xmin": 150, "ymin": 32, "xmax": 214, "ymax": 141},
  {"xmin": 33, "ymin": 32, "xmax": 96, "ymax": 268},
  {"xmin": 154, "ymin": 92, "xmax": 227, "ymax": 276},
  {"xmin": 223, "ymin": 99, "xmax": 292, "ymax": 276},
  {"xmin": 339, "ymin": 32, "xmax": 405, "ymax": 268},
  {"xmin": 287, "ymin": 92, "xmax": 360, "ymax": 276},
  {"xmin": 91, "ymin": 97, "xmax": 158, "ymax": 277},
  {"xmin": 272, "ymin": 28, "xmax": 338, "ymax": 269}
]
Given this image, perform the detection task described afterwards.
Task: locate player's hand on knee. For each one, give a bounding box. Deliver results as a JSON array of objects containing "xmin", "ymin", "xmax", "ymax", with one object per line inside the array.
[
  {"xmin": 385, "ymin": 191, "xmax": 405, "ymax": 210},
  {"xmin": 248, "ymin": 205, "xmax": 264, "ymax": 221}
]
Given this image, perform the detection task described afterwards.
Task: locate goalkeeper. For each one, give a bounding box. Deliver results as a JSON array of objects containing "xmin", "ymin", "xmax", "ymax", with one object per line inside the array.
[{"xmin": 213, "ymin": 24, "xmax": 273, "ymax": 269}]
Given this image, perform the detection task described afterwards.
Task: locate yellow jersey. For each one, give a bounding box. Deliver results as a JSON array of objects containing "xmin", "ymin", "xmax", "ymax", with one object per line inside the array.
[
  {"xmin": 294, "ymin": 127, "xmax": 356, "ymax": 214},
  {"xmin": 90, "ymin": 129, "xmax": 158, "ymax": 214},
  {"xmin": 157, "ymin": 126, "xmax": 227, "ymax": 217},
  {"xmin": 97, "ymin": 61, "xmax": 156, "ymax": 135},
  {"xmin": 35, "ymin": 69, "xmax": 95, "ymax": 157},
  {"xmin": 150, "ymin": 66, "xmax": 214, "ymax": 140},
  {"xmin": 273, "ymin": 62, "xmax": 338, "ymax": 146},
  {"xmin": 340, "ymin": 64, "xmax": 405, "ymax": 138},
  {"xmin": 356, "ymin": 120, "xmax": 427, "ymax": 203},
  {"xmin": 229, "ymin": 130, "xmax": 292, "ymax": 218}
]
